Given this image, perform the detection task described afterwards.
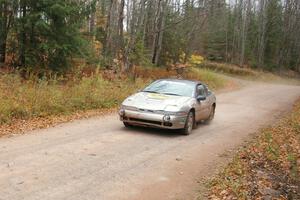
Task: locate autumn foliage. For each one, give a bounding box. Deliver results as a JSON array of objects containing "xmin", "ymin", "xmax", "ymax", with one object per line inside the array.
[{"xmin": 208, "ymin": 100, "xmax": 300, "ymax": 200}]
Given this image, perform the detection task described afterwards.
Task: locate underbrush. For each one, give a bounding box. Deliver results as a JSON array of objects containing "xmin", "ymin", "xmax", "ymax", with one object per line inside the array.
[
  {"xmin": 207, "ymin": 99, "xmax": 300, "ymax": 200},
  {"xmin": 198, "ymin": 61, "xmax": 259, "ymax": 77},
  {"xmin": 197, "ymin": 61, "xmax": 300, "ymax": 84},
  {"xmin": 135, "ymin": 66, "xmax": 227, "ymax": 90},
  {"xmin": 0, "ymin": 67, "xmax": 228, "ymax": 125},
  {"xmin": 0, "ymin": 73, "xmax": 145, "ymax": 124}
]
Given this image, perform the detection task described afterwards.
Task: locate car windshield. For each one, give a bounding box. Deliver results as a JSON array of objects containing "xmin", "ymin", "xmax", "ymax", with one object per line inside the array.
[{"xmin": 143, "ymin": 80, "xmax": 195, "ymax": 97}]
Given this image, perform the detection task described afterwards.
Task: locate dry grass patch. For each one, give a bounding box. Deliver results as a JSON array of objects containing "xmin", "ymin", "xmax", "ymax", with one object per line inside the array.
[
  {"xmin": 198, "ymin": 61, "xmax": 259, "ymax": 77},
  {"xmin": 197, "ymin": 61, "xmax": 300, "ymax": 85},
  {"xmin": 207, "ymin": 99, "xmax": 300, "ymax": 200},
  {"xmin": 135, "ymin": 66, "xmax": 228, "ymax": 90},
  {"xmin": 0, "ymin": 73, "xmax": 147, "ymax": 125}
]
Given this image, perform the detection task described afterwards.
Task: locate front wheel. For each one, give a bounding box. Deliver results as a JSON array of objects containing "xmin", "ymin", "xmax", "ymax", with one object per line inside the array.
[
  {"xmin": 123, "ymin": 122, "xmax": 132, "ymax": 128},
  {"xmin": 182, "ymin": 111, "xmax": 195, "ymax": 135}
]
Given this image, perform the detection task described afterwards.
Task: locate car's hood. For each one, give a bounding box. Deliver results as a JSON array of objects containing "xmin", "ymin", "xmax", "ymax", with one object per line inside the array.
[{"xmin": 123, "ymin": 92, "xmax": 192, "ymax": 111}]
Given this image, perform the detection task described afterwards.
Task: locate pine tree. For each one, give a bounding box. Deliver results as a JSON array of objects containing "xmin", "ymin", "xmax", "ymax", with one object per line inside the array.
[{"xmin": 11, "ymin": 0, "xmax": 91, "ymax": 71}]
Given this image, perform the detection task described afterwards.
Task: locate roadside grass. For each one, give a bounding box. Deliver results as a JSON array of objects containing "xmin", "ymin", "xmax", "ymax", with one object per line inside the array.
[
  {"xmin": 198, "ymin": 61, "xmax": 259, "ymax": 77},
  {"xmin": 197, "ymin": 61, "xmax": 300, "ymax": 85},
  {"xmin": 135, "ymin": 66, "xmax": 228, "ymax": 90},
  {"xmin": 0, "ymin": 66, "xmax": 229, "ymax": 134},
  {"xmin": 0, "ymin": 72, "xmax": 146, "ymax": 125},
  {"xmin": 185, "ymin": 68, "xmax": 228, "ymax": 90},
  {"xmin": 206, "ymin": 99, "xmax": 300, "ymax": 200}
]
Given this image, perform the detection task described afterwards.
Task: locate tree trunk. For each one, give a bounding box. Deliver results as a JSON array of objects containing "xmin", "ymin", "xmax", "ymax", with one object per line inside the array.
[
  {"xmin": 0, "ymin": 42, "xmax": 6, "ymax": 64},
  {"xmin": 152, "ymin": 0, "xmax": 168, "ymax": 65},
  {"xmin": 118, "ymin": 0, "xmax": 129, "ymax": 72},
  {"xmin": 258, "ymin": 0, "xmax": 267, "ymax": 67},
  {"xmin": 118, "ymin": 0, "xmax": 125, "ymax": 47},
  {"xmin": 19, "ymin": 0, "xmax": 27, "ymax": 67},
  {"xmin": 89, "ymin": 12, "xmax": 95, "ymax": 34},
  {"xmin": 124, "ymin": 0, "xmax": 146, "ymax": 72},
  {"xmin": 151, "ymin": 0, "xmax": 161, "ymax": 64},
  {"xmin": 0, "ymin": 1, "xmax": 8, "ymax": 64},
  {"xmin": 103, "ymin": 0, "xmax": 117, "ymax": 64},
  {"xmin": 231, "ymin": 0, "xmax": 239, "ymax": 63},
  {"xmin": 239, "ymin": 0, "xmax": 251, "ymax": 67}
]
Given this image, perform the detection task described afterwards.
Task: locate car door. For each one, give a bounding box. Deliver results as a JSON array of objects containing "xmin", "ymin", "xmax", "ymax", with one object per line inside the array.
[
  {"xmin": 203, "ymin": 85, "xmax": 214, "ymax": 118},
  {"xmin": 195, "ymin": 84, "xmax": 210, "ymax": 121}
]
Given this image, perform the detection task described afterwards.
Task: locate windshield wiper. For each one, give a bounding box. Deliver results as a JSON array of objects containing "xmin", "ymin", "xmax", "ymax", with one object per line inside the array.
[
  {"xmin": 162, "ymin": 93, "xmax": 182, "ymax": 96},
  {"xmin": 143, "ymin": 90, "xmax": 160, "ymax": 94}
]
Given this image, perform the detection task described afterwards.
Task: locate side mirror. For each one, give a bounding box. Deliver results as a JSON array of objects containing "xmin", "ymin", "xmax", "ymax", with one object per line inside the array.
[{"xmin": 197, "ymin": 95, "xmax": 206, "ymax": 101}]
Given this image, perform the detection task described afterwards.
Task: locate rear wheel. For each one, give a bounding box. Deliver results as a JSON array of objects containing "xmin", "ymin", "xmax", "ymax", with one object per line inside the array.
[{"xmin": 182, "ymin": 111, "xmax": 195, "ymax": 135}]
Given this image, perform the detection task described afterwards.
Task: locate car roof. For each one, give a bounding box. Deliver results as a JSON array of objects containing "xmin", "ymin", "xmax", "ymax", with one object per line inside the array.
[{"xmin": 156, "ymin": 79, "xmax": 203, "ymax": 86}]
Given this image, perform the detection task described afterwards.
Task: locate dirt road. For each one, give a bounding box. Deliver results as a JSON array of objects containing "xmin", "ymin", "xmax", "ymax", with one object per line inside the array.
[{"xmin": 0, "ymin": 82, "xmax": 299, "ymax": 200}]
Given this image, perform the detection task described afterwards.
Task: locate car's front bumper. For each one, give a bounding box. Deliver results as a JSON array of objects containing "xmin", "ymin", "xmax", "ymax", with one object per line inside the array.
[{"xmin": 119, "ymin": 109, "xmax": 187, "ymax": 129}]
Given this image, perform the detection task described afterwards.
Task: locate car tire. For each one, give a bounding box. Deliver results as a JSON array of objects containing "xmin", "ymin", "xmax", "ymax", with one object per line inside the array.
[
  {"xmin": 182, "ymin": 111, "xmax": 195, "ymax": 135},
  {"xmin": 204, "ymin": 105, "xmax": 215, "ymax": 124},
  {"xmin": 123, "ymin": 122, "xmax": 132, "ymax": 128}
]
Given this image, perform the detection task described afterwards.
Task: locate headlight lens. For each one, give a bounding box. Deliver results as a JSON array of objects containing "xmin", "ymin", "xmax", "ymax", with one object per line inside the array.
[
  {"xmin": 119, "ymin": 109, "xmax": 125, "ymax": 116},
  {"xmin": 165, "ymin": 111, "xmax": 187, "ymax": 116},
  {"xmin": 121, "ymin": 105, "xmax": 138, "ymax": 111}
]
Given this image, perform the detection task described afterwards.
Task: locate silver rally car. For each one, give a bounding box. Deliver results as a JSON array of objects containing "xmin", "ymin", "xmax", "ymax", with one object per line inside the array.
[{"xmin": 119, "ymin": 79, "xmax": 216, "ymax": 135}]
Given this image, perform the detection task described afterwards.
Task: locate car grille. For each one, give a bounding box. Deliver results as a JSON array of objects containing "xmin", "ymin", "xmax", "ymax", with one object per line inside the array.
[
  {"xmin": 138, "ymin": 109, "xmax": 164, "ymax": 114},
  {"xmin": 129, "ymin": 118, "xmax": 162, "ymax": 125}
]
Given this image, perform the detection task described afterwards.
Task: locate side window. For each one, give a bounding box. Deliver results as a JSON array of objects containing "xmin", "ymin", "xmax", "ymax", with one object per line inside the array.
[
  {"xmin": 207, "ymin": 88, "xmax": 212, "ymax": 96},
  {"xmin": 197, "ymin": 85, "xmax": 207, "ymax": 96}
]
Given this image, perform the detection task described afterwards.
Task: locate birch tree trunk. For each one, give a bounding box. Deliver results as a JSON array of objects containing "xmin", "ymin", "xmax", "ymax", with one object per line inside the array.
[
  {"xmin": 104, "ymin": 0, "xmax": 118, "ymax": 65},
  {"xmin": 239, "ymin": 0, "xmax": 251, "ymax": 67},
  {"xmin": 257, "ymin": 0, "xmax": 267, "ymax": 67},
  {"xmin": 152, "ymin": 0, "xmax": 168, "ymax": 65}
]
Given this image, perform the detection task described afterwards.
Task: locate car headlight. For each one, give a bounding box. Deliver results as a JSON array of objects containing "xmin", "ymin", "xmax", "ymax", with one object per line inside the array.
[
  {"xmin": 119, "ymin": 109, "xmax": 125, "ymax": 116},
  {"xmin": 121, "ymin": 105, "xmax": 138, "ymax": 111},
  {"xmin": 165, "ymin": 111, "xmax": 187, "ymax": 116}
]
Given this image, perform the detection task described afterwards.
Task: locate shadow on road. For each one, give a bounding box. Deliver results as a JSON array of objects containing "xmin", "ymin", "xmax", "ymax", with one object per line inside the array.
[
  {"xmin": 120, "ymin": 122, "xmax": 207, "ymax": 138},
  {"xmin": 121, "ymin": 125, "xmax": 183, "ymax": 138}
]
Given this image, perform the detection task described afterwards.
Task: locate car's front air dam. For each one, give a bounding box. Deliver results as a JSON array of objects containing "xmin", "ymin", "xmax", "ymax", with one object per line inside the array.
[{"xmin": 120, "ymin": 109, "xmax": 186, "ymax": 129}]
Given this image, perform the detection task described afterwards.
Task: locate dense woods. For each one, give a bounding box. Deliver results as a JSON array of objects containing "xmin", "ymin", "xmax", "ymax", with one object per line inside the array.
[{"xmin": 0, "ymin": 0, "xmax": 300, "ymax": 73}]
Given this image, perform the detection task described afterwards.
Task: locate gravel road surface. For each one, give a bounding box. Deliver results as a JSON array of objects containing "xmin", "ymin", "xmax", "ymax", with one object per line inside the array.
[{"xmin": 0, "ymin": 82, "xmax": 299, "ymax": 200}]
